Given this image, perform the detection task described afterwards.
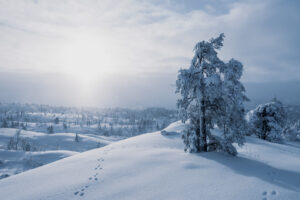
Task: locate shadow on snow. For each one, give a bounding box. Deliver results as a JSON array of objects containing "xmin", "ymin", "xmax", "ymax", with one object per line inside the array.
[{"xmin": 200, "ymin": 152, "xmax": 300, "ymax": 192}]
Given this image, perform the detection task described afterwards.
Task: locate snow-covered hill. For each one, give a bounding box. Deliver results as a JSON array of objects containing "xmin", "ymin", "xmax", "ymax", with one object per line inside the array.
[{"xmin": 0, "ymin": 121, "xmax": 300, "ymax": 200}]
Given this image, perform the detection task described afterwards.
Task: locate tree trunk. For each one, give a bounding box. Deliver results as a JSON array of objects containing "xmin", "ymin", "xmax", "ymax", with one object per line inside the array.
[
  {"xmin": 198, "ymin": 53, "xmax": 207, "ymax": 152},
  {"xmin": 262, "ymin": 108, "xmax": 267, "ymax": 140},
  {"xmin": 196, "ymin": 119, "xmax": 201, "ymax": 152},
  {"xmin": 200, "ymin": 99, "xmax": 207, "ymax": 152}
]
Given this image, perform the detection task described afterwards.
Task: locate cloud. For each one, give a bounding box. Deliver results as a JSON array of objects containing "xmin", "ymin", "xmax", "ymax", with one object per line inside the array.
[{"xmin": 0, "ymin": 0, "xmax": 299, "ymax": 106}]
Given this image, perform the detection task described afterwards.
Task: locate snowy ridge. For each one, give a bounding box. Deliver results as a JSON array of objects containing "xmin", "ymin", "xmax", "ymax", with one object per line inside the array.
[{"xmin": 0, "ymin": 121, "xmax": 300, "ymax": 200}]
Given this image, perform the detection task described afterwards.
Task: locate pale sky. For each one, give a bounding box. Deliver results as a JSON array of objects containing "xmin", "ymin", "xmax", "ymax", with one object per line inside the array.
[{"xmin": 0, "ymin": 0, "xmax": 299, "ymax": 108}]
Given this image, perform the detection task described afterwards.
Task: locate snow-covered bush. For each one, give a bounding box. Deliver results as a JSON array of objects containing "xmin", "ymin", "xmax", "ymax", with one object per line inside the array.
[
  {"xmin": 47, "ymin": 125, "xmax": 54, "ymax": 134},
  {"xmin": 1, "ymin": 119, "xmax": 8, "ymax": 128},
  {"xmin": 0, "ymin": 174, "xmax": 9, "ymax": 180},
  {"xmin": 248, "ymin": 98, "xmax": 286, "ymax": 142},
  {"xmin": 7, "ymin": 130, "xmax": 36, "ymax": 151},
  {"xmin": 283, "ymin": 122, "xmax": 300, "ymax": 141},
  {"xmin": 75, "ymin": 133, "xmax": 80, "ymax": 142},
  {"xmin": 7, "ymin": 130, "xmax": 21, "ymax": 150}
]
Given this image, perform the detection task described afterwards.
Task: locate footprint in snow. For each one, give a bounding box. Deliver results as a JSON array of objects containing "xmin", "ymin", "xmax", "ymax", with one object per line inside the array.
[
  {"xmin": 271, "ymin": 190, "xmax": 277, "ymax": 195},
  {"xmin": 261, "ymin": 190, "xmax": 278, "ymax": 200},
  {"xmin": 75, "ymin": 156, "xmax": 105, "ymax": 196},
  {"xmin": 95, "ymin": 166, "xmax": 103, "ymax": 170},
  {"xmin": 95, "ymin": 164, "xmax": 101, "ymax": 170}
]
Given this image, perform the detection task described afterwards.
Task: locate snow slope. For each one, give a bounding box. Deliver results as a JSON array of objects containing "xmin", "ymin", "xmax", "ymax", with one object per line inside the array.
[{"xmin": 0, "ymin": 121, "xmax": 300, "ymax": 200}]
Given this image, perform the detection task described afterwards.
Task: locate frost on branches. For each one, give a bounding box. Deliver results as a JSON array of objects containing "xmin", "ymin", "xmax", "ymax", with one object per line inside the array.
[
  {"xmin": 248, "ymin": 98, "xmax": 286, "ymax": 143},
  {"xmin": 176, "ymin": 33, "xmax": 248, "ymax": 155}
]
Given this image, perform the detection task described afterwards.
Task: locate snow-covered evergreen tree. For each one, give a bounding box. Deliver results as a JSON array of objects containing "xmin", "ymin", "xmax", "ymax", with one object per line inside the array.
[
  {"xmin": 248, "ymin": 98, "xmax": 286, "ymax": 142},
  {"xmin": 176, "ymin": 34, "xmax": 248, "ymax": 155},
  {"xmin": 47, "ymin": 125, "xmax": 54, "ymax": 134},
  {"xmin": 75, "ymin": 133, "xmax": 80, "ymax": 143},
  {"xmin": 177, "ymin": 33, "xmax": 225, "ymax": 152}
]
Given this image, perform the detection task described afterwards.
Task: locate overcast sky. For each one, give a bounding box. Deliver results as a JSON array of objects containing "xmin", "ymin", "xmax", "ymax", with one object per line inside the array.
[{"xmin": 0, "ymin": 0, "xmax": 299, "ymax": 108}]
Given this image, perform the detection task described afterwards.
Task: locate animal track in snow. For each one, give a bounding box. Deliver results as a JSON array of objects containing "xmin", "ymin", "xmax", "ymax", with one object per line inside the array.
[
  {"xmin": 94, "ymin": 164, "xmax": 103, "ymax": 170},
  {"xmin": 74, "ymin": 156, "xmax": 105, "ymax": 197},
  {"xmin": 271, "ymin": 190, "xmax": 277, "ymax": 195},
  {"xmin": 261, "ymin": 190, "xmax": 278, "ymax": 200},
  {"xmin": 74, "ymin": 188, "xmax": 85, "ymax": 196}
]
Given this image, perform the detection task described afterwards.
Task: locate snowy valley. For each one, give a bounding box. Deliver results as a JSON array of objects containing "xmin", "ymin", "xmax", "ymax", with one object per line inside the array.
[{"xmin": 0, "ymin": 104, "xmax": 177, "ymax": 179}]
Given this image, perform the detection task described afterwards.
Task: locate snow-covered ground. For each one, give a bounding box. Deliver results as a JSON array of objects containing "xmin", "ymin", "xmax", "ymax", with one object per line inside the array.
[
  {"xmin": 0, "ymin": 121, "xmax": 300, "ymax": 200},
  {"xmin": 0, "ymin": 128, "xmax": 122, "ymax": 178}
]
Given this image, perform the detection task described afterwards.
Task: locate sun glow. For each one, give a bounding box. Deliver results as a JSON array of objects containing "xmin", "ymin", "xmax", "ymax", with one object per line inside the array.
[{"xmin": 60, "ymin": 32, "xmax": 114, "ymax": 86}]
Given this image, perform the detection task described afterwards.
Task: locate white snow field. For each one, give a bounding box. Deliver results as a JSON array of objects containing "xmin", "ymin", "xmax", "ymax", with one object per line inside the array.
[
  {"xmin": 0, "ymin": 121, "xmax": 300, "ymax": 200},
  {"xmin": 0, "ymin": 128, "xmax": 120, "ymax": 178},
  {"xmin": 0, "ymin": 128, "xmax": 116, "ymax": 151}
]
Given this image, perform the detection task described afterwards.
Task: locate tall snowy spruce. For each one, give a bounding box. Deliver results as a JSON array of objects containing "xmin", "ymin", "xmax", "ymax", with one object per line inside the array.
[
  {"xmin": 176, "ymin": 34, "xmax": 248, "ymax": 155},
  {"xmin": 248, "ymin": 98, "xmax": 286, "ymax": 142}
]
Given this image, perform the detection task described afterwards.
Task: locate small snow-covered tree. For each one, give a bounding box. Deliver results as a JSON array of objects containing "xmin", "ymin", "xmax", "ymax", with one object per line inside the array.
[
  {"xmin": 63, "ymin": 123, "xmax": 68, "ymax": 131},
  {"xmin": 249, "ymin": 98, "xmax": 286, "ymax": 142},
  {"xmin": 47, "ymin": 125, "xmax": 54, "ymax": 134},
  {"xmin": 1, "ymin": 119, "xmax": 8, "ymax": 128},
  {"xmin": 75, "ymin": 133, "xmax": 80, "ymax": 142},
  {"xmin": 54, "ymin": 117, "xmax": 59, "ymax": 124}
]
